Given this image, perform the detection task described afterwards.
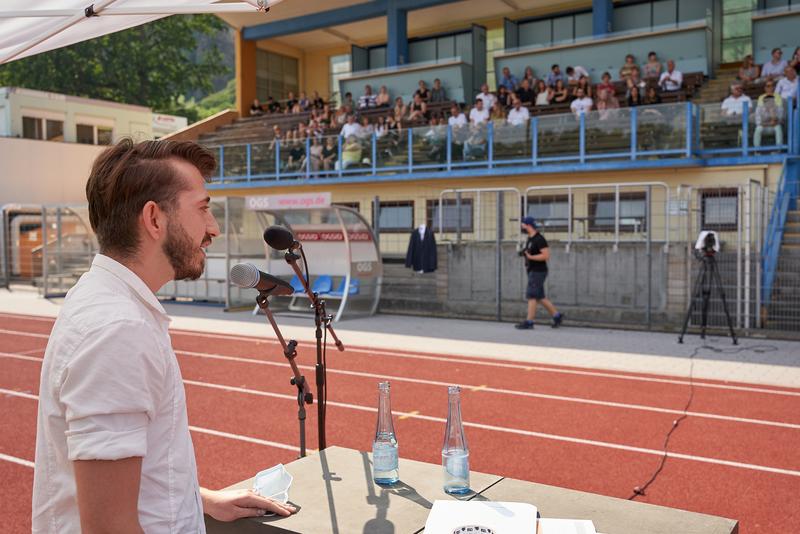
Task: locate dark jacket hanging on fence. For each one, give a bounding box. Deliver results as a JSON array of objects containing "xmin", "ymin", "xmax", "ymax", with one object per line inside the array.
[{"xmin": 405, "ymin": 226, "xmax": 438, "ymax": 273}]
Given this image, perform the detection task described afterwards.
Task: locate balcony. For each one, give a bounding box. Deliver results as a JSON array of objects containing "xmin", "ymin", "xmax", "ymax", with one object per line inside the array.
[{"xmin": 206, "ymin": 101, "xmax": 799, "ymax": 189}]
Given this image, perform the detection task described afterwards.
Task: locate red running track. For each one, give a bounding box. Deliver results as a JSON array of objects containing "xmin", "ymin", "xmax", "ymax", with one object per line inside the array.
[{"xmin": 0, "ymin": 312, "xmax": 798, "ymax": 533}]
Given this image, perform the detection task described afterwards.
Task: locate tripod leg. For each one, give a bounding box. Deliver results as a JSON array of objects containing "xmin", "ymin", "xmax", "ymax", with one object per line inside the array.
[
  {"xmin": 700, "ymin": 266, "xmax": 712, "ymax": 340},
  {"xmin": 711, "ymin": 260, "xmax": 739, "ymax": 345},
  {"xmin": 679, "ymin": 260, "xmax": 707, "ymax": 343}
]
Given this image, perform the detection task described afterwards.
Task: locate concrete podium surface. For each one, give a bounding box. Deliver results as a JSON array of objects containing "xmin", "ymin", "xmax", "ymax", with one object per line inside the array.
[
  {"xmin": 205, "ymin": 446, "xmax": 503, "ymax": 534},
  {"xmin": 205, "ymin": 446, "xmax": 738, "ymax": 534}
]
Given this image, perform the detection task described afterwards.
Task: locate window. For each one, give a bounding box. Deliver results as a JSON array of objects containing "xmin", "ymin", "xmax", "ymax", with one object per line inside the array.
[
  {"xmin": 256, "ymin": 49, "xmax": 299, "ymax": 102},
  {"xmin": 486, "ymin": 26, "xmax": 505, "ymax": 91},
  {"xmin": 22, "ymin": 116, "xmax": 64, "ymax": 141},
  {"xmin": 374, "ymin": 201, "xmax": 414, "ymax": 233},
  {"xmin": 426, "ymin": 199, "xmax": 473, "ymax": 233},
  {"xmin": 333, "ymin": 202, "xmax": 360, "ymax": 212},
  {"xmin": 329, "ymin": 54, "xmax": 352, "ymax": 106},
  {"xmin": 526, "ymin": 195, "xmax": 570, "ymax": 231},
  {"xmin": 589, "ymin": 192, "xmax": 647, "ymax": 232},
  {"xmin": 701, "ymin": 189, "xmax": 738, "ymax": 231},
  {"xmin": 76, "ymin": 123, "xmax": 112, "ymax": 145}
]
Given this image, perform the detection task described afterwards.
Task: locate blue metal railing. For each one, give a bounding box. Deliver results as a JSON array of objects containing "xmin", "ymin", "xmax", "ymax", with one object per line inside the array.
[
  {"xmin": 762, "ymin": 157, "xmax": 800, "ymax": 308},
  {"xmin": 209, "ymin": 100, "xmax": 799, "ymax": 184}
]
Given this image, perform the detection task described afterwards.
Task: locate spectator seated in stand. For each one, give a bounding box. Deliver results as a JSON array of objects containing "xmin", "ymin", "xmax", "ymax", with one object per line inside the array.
[
  {"xmin": 597, "ymin": 72, "xmax": 615, "ymax": 97},
  {"xmin": 285, "ymin": 133, "xmax": 306, "ymax": 172},
  {"xmin": 721, "ymin": 84, "xmax": 752, "ymax": 117},
  {"xmin": 552, "ymin": 79, "xmax": 569, "ymax": 104},
  {"xmin": 738, "ymin": 55, "xmax": 760, "ymax": 86},
  {"xmin": 297, "ymin": 92, "xmax": 310, "ymax": 111},
  {"xmin": 595, "ymin": 88, "xmax": 619, "ymax": 120},
  {"xmin": 430, "ymin": 78, "xmax": 447, "ymax": 103},
  {"xmin": 340, "ymin": 114, "xmax": 362, "ymax": 139},
  {"xmin": 790, "ymin": 47, "xmax": 800, "ymax": 76},
  {"xmin": 626, "ymin": 66, "xmax": 646, "ymax": 96},
  {"xmin": 358, "ymin": 84, "xmax": 378, "ymax": 110},
  {"xmin": 311, "ymin": 91, "xmax": 325, "ymax": 110},
  {"xmin": 566, "ymin": 65, "xmax": 589, "ymax": 85},
  {"xmin": 761, "ymin": 48, "xmax": 788, "ymax": 81},
  {"xmin": 754, "ymin": 81, "xmax": 785, "ymax": 147},
  {"xmin": 546, "ymin": 64, "xmax": 567, "ymax": 88},
  {"xmin": 619, "ymin": 54, "xmax": 638, "ymax": 81},
  {"xmin": 658, "ymin": 60, "xmax": 683, "ymax": 92},
  {"xmin": 340, "ymin": 135, "xmax": 364, "ymax": 170},
  {"xmin": 376, "ymin": 85, "xmax": 391, "ymax": 107},
  {"xmin": 627, "ymin": 85, "xmax": 643, "ymax": 107},
  {"xmin": 522, "ymin": 66, "xmax": 538, "ymax": 90},
  {"xmin": 249, "ymin": 98, "xmax": 264, "ymax": 116},
  {"xmin": 499, "ymin": 66, "xmax": 519, "ymax": 92},
  {"xmin": 643, "ymin": 51, "xmax": 662, "ymax": 80},
  {"xmin": 507, "ymin": 96, "xmax": 530, "ymax": 127},
  {"xmin": 334, "ymin": 105, "xmax": 349, "ymax": 126},
  {"xmin": 321, "ymin": 136, "xmax": 337, "ymax": 171},
  {"xmin": 448, "ymin": 103, "xmax": 468, "ymax": 129},
  {"xmin": 644, "ymin": 86, "xmax": 662, "ymax": 105},
  {"xmin": 285, "ymin": 91, "xmax": 298, "ymax": 113},
  {"xmin": 307, "ymin": 137, "xmax": 323, "ymax": 175},
  {"xmin": 469, "ymin": 98, "xmax": 489, "ymax": 126},
  {"xmin": 476, "ymin": 83, "xmax": 497, "ymax": 110},
  {"xmin": 407, "ymin": 93, "xmax": 428, "ymax": 122},
  {"xmin": 515, "ymin": 78, "xmax": 535, "ymax": 107},
  {"xmin": 415, "ymin": 80, "xmax": 431, "ymax": 102},
  {"xmin": 569, "ymin": 87, "xmax": 593, "ymax": 118},
  {"xmin": 393, "ymin": 97, "xmax": 407, "ymax": 124},
  {"xmin": 776, "ymin": 66, "xmax": 798, "ymax": 103},
  {"xmin": 497, "ymin": 86, "xmax": 512, "ymax": 109},
  {"xmin": 489, "ymin": 101, "xmax": 507, "ymax": 127},
  {"xmin": 535, "ymin": 80, "xmax": 552, "ymax": 106},
  {"xmin": 358, "ymin": 116, "xmax": 374, "ymax": 141},
  {"xmin": 266, "ymin": 96, "xmax": 281, "ymax": 113},
  {"xmin": 572, "ymin": 75, "xmax": 593, "ymax": 100},
  {"xmin": 342, "ymin": 92, "xmax": 355, "ymax": 111},
  {"xmin": 464, "ymin": 114, "xmax": 488, "ymax": 160},
  {"xmin": 423, "ymin": 117, "xmax": 447, "ymax": 161}
]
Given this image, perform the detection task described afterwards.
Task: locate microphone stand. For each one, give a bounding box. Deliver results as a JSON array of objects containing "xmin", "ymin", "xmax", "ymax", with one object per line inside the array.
[
  {"xmin": 283, "ymin": 246, "xmax": 345, "ymax": 451},
  {"xmin": 255, "ymin": 291, "xmax": 313, "ymax": 458}
]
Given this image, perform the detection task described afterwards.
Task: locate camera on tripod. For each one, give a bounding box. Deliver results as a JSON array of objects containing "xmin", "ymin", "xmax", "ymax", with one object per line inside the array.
[{"xmin": 694, "ymin": 230, "xmax": 720, "ymax": 256}]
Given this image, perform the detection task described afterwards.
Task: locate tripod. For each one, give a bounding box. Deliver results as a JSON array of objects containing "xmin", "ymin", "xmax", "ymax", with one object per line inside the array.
[{"xmin": 678, "ymin": 250, "xmax": 738, "ymax": 345}]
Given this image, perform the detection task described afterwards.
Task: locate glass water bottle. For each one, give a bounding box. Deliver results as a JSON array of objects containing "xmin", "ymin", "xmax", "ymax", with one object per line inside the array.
[
  {"xmin": 372, "ymin": 381, "xmax": 399, "ymax": 485},
  {"xmin": 442, "ymin": 385, "xmax": 470, "ymax": 494}
]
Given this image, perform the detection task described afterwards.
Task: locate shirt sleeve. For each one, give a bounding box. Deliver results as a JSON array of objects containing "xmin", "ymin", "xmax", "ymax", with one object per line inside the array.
[
  {"xmin": 59, "ymin": 319, "xmax": 167, "ymax": 461},
  {"xmin": 538, "ymin": 234, "xmax": 549, "ymax": 249}
]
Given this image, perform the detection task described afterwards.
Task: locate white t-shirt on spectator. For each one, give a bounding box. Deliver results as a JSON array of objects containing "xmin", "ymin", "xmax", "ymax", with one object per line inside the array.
[
  {"xmin": 448, "ymin": 113, "xmax": 467, "ymax": 128},
  {"xmin": 568, "ymin": 66, "xmax": 589, "ymax": 83},
  {"xmin": 762, "ymin": 60, "xmax": 788, "ymax": 79},
  {"xmin": 721, "ymin": 94, "xmax": 752, "ymax": 115},
  {"xmin": 469, "ymin": 107, "xmax": 489, "ymax": 125},
  {"xmin": 507, "ymin": 106, "xmax": 530, "ymax": 126},
  {"xmin": 340, "ymin": 122, "xmax": 363, "ymax": 139},
  {"xmin": 476, "ymin": 92, "xmax": 497, "ymax": 110},
  {"xmin": 570, "ymin": 97, "xmax": 593, "ymax": 115},
  {"xmin": 32, "ymin": 254, "xmax": 205, "ymax": 533},
  {"xmin": 776, "ymin": 77, "xmax": 798, "ymax": 101},
  {"xmin": 659, "ymin": 69, "xmax": 683, "ymax": 91}
]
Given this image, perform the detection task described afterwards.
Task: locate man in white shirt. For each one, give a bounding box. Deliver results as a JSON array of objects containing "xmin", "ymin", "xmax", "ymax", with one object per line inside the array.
[
  {"xmin": 566, "ymin": 65, "xmax": 589, "ymax": 84},
  {"xmin": 32, "ymin": 140, "xmax": 296, "ymax": 533},
  {"xmin": 476, "ymin": 83, "xmax": 497, "ymax": 111},
  {"xmin": 658, "ymin": 60, "xmax": 683, "ymax": 92},
  {"xmin": 340, "ymin": 114, "xmax": 362, "ymax": 139},
  {"xmin": 507, "ymin": 96, "xmax": 530, "ymax": 126},
  {"xmin": 448, "ymin": 103, "xmax": 467, "ymax": 128},
  {"xmin": 776, "ymin": 66, "xmax": 798, "ymax": 102},
  {"xmin": 720, "ymin": 84, "xmax": 752, "ymax": 116},
  {"xmin": 469, "ymin": 98, "xmax": 489, "ymax": 126},
  {"xmin": 569, "ymin": 88, "xmax": 593, "ymax": 118},
  {"xmin": 761, "ymin": 48, "xmax": 788, "ymax": 80}
]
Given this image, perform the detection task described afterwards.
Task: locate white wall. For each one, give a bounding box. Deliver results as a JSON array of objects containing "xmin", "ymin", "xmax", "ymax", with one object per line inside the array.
[{"xmin": 0, "ymin": 137, "xmax": 103, "ymax": 206}]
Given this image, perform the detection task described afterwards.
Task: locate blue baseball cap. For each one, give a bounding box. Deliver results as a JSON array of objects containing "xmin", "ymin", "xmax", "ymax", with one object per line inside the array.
[{"xmin": 521, "ymin": 216, "xmax": 537, "ymax": 228}]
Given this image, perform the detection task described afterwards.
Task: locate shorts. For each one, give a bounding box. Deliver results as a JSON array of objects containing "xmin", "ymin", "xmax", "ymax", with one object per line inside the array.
[{"xmin": 526, "ymin": 271, "xmax": 547, "ymax": 300}]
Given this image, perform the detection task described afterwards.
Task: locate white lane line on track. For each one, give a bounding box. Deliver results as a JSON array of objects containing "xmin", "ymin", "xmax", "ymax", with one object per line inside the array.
[
  {"xmin": 0, "ymin": 452, "xmax": 34, "ymax": 468},
  {"xmin": 0, "ymin": 328, "xmax": 49, "ymax": 339},
  {"xmin": 2, "ymin": 317, "xmax": 798, "ymax": 398},
  {"xmin": 0, "ymin": 388, "xmax": 300, "ymax": 455},
  {"xmin": 2, "ymin": 350, "xmax": 798, "ymax": 431},
  {"xmin": 1, "ymin": 378, "xmax": 797, "ymax": 478}
]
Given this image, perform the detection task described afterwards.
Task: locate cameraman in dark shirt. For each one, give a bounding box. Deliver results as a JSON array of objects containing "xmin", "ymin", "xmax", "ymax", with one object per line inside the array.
[{"xmin": 516, "ymin": 217, "xmax": 563, "ymax": 329}]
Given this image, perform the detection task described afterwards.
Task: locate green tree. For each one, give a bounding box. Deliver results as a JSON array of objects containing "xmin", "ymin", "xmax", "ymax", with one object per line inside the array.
[{"xmin": 0, "ymin": 15, "xmax": 229, "ymax": 119}]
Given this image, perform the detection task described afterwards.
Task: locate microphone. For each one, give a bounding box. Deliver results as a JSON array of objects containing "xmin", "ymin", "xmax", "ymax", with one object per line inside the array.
[
  {"xmin": 264, "ymin": 225, "xmax": 300, "ymax": 251},
  {"xmin": 229, "ymin": 263, "xmax": 294, "ymax": 296}
]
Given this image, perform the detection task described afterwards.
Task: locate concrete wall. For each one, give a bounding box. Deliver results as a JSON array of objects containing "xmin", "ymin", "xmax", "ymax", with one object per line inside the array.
[
  {"xmin": 751, "ymin": 10, "xmax": 800, "ymax": 66},
  {"xmin": 0, "ymin": 137, "xmax": 102, "ymax": 205}
]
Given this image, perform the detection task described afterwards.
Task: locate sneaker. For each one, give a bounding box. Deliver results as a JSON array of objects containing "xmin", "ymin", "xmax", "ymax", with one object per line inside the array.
[
  {"xmin": 551, "ymin": 313, "xmax": 564, "ymax": 328},
  {"xmin": 514, "ymin": 320, "xmax": 534, "ymax": 330}
]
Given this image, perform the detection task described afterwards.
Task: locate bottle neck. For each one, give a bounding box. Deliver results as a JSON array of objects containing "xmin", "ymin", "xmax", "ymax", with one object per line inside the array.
[{"xmin": 376, "ymin": 387, "xmax": 394, "ymax": 434}]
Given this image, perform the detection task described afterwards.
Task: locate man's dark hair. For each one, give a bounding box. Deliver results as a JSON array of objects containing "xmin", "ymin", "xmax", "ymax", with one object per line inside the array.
[
  {"xmin": 772, "ymin": 47, "xmax": 782, "ymax": 54},
  {"xmin": 566, "ymin": 66, "xmax": 574, "ymax": 75},
  {"xmin": 86, "ymin": 139, "xmax": 216, "ymax": 259},
  {"xmin": 551, "ymin": 64, "xmax": 559, "ymax": 71}
]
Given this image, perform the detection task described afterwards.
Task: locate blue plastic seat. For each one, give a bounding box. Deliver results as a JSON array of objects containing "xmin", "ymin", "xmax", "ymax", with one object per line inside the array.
[
  {"xmin": 327, "ymin": 278, "xmax": 360, "ymax": 297},
  {"xmin": 311, "ymin": 275, "xmax": 333, "ymax": 295},
  {"xmin": 289, "ymin": 275, "xmax": 305, "ymax": 294}
]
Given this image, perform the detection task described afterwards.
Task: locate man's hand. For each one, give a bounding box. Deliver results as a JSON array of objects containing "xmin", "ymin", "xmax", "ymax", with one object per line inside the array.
[{"xmin": 201, "ymin": 488, "xmax": 297, "ymax": 522}]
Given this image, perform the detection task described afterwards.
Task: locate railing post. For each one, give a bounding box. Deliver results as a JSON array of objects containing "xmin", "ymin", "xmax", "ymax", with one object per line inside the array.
[
  {"xmin": 337, "ymin": 135, "xmax": 343, "ymax": 178},
  {"xmin": 218, "ymin": 146, "xmax": 224, "ymax": 181},
  {"xmin": 742, "ymin": 101, "xmax": 750, "ymax": 157},
  {"xmin": 407, "ymin": 128, "xmax": 413, "ymax": 173},
  {"xmin": 305, "ymin": 137, "xmax": 311, "ymax": 179},
  {"xmin": 614, "ymin": 184, "xmax": 620, "ymax": 252},
  {"xmin": 246, "ymin": 143, "xmax": 251, "ymax": 182},
  {"xmin": 531, "ymin": 117, "xmax": 539, "ymax": 166},
  {"xmin": 446, "ymin": 125, "xmax": 452, "ymax": 172},
  {"xmin": 275, "ymin": 139, "xmax": 281, "ymax": 180},
  {"xmin": 372, "ymin": 132, "xmax": 377, "ymax": 175},
  {"xmin": 630, "ymin": 107, "xmax": 638, "ymax": 160},
  {"xmin": 685, "ymin": 102, "xmax": 693, "ymax": 158},
  {"xmin": 579, "ymin": 112, "xmax": 586, "ymax": 164},
  {"xmin": 787, "ymin": 97, "xmax": 794, "ymax": 151},
  {"xmin": 488, "ymin": 122, "xmax": 495, "ymax": 169}
]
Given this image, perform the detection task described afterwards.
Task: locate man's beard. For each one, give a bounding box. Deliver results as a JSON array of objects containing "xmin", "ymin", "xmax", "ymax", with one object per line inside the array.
[{"xmin": 162, "ymin": 217, "xmax": 208, "ymax": 281}]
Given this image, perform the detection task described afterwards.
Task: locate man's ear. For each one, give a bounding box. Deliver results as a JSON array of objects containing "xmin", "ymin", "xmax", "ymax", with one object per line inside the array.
[{"xmin": 140, "ymin": 201, "xmax": 167, "ymax": 242}]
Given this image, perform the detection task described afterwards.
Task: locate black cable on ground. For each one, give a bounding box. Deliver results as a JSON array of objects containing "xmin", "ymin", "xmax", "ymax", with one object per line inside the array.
[{"xmin": 627, "ymin": 341, "xmax": 779, "ymax": 500}]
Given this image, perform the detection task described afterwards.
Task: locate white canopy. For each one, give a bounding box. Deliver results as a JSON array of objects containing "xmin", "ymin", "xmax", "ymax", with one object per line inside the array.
[{"xmin": 0, "ymin": 0, "xmax": 282, "ymax": 64}]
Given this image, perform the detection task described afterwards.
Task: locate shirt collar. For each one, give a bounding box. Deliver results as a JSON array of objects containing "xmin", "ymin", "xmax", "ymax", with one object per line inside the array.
[{"xmin": 91, "ymin": 254, "xmax": 170, "ymax": 322}]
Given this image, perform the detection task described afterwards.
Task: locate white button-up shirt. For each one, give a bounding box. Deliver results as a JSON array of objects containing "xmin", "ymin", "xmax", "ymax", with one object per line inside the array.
[{"xmin": 32, "ymin": 254, "xmax": 204, "ymax": 533}]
